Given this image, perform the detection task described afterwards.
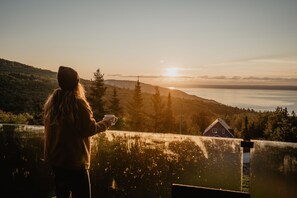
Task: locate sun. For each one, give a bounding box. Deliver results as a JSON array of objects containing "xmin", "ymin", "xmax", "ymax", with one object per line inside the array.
[{"xmin": 164, "ymin": 67, "xmax": 178, "ymax": 77}]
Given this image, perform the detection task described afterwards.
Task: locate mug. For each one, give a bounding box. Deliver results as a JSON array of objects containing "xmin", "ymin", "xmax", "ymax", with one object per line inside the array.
[{"xmin": 103, "ymin": 114, "xmax": 118, "ymax": 126}]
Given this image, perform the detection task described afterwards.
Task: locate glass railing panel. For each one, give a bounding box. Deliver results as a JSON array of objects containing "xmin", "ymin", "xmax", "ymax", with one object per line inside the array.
[
  {"xmin": 250, "ymin": 140, "xmax": 297, "ymax": 198},
  {"xmin": 91, "ymin": 131, "xmax": 243, "ymax": 197},
  {"xmin": 0, "ymin": 124, "xmax": 243, "ymax": 198}
]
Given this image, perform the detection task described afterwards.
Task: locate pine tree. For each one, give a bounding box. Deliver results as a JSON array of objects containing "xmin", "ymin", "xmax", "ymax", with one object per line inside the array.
[
  {"xmin": 151, "ymin": 86, "xmax": 164, "ymax": 132},
  {"xmin": 163, "ymin": 92, "xmax": 175, "ymax": 133},
  {"xmin": 108, "ymin": 87, "xmax": 122, "ymax": 116},
  {"xmin": 191, "ymin": 111, "xmax": 211, "ymax": 135},
  {"xmin": 88, "ymin": 69, "xmax": 106, "ymax": 119},
  {"xmin": 108, "ymin": 87, "xmax": 123, "ymax": 129},
  {"xmin": 127, "ymin": 79, "xmax": 145, "ymax": 131},
  {"xmin": 243, "ymin": 115, "xmax": 250, "ymax": 140}
]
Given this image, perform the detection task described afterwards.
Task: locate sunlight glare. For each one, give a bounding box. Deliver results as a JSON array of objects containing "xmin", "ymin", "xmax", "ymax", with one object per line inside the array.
[{"xmin": 164, "ymin": 68, "xmax": 178, "ymax": 77}]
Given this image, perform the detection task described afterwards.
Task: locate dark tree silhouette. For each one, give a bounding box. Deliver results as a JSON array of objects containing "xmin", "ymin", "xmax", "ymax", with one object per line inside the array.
[
  {"xmin": 127, "ymin": 79, "xmax": 146, "ymax": 131},
  {"xmin": 150, "ymin": 86, "xmax": 164, "ymax": 132},
  {"xmin": 108, "ymin": 87, "xmax": 123, "ymax": 129},
  {"xmin": 88, "ymin": 69, "xmax": 106, "ymax": 119},
  {"xmin": 163, "ymin": 92, "xmax": 175, "ymax": 133}
]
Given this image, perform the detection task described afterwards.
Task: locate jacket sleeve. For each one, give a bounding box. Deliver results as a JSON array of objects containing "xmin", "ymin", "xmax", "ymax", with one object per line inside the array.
[{"xmin": 78, "ymin": 99, "xmax": 110, "ymax": 137}]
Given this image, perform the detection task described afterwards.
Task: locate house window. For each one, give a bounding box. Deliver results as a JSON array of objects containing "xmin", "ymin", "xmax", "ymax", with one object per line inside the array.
[{"xmin": 212, "ymin": 128, "xmax": 217, "ymax": 134}]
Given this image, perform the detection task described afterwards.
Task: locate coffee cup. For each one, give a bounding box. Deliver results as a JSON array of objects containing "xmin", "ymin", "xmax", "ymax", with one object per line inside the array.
[{"xmin": 103, "ymin": 114, "xmax": 118, "ymax": 126}]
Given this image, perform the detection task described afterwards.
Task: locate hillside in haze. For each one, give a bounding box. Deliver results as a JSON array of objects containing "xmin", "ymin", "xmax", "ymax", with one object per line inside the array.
[
  {"xmin": 105, "ymin": 79, "xmax": 215, "ymax": 102},
  {"xmin": 0, "ymin": 58, "xmax": 249, "ymax": 131}
]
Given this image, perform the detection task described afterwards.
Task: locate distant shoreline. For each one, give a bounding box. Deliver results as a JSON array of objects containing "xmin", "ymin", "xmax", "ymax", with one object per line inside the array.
[
  {"xmin": 175, "ymin": 85, "xmax": 297, "ymax": 90},
  {"xmin": 178, "ymin": 86, "xmax": 297, "ymax": 113}
]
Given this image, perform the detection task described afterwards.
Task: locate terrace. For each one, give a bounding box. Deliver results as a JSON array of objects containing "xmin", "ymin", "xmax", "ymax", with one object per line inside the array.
[{"xmin": 0, "ymin": 124, "xmax": 296, "ymax": 198}]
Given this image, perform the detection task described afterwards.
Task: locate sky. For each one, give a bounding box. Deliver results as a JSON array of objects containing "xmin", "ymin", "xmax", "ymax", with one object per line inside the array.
[{"xmin": 1, "ymin": 0, "xmax": 297, "ymax": 87}]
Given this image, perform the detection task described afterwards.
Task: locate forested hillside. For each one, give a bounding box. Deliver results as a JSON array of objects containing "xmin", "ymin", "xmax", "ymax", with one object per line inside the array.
[
  {"xmin": 1, "ymin": 58, "xmax": 296, "ymax": 142},
  {"xmin": 0, "ymin": 58, "xmax": 245, "ymax": 122},
  {"xmin": 0, "ymin": 59, "xmax": 57, "ymax": 122}
]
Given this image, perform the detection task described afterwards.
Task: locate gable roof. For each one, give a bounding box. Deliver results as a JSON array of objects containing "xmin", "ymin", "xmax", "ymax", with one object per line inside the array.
[{"xmin": 203, "ymin": 118, "xmax": 233, "ymax": 137}]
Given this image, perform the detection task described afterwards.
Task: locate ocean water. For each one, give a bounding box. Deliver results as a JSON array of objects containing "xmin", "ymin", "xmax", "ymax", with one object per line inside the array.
[{"xmin": 178, "ymin": 88, "xmax": 297, "ymax": 113}]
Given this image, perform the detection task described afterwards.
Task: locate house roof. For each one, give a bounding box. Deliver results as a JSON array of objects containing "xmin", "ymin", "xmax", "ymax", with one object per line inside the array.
[{"xmin": 203, "ymin": 118, "xmax": 233, "ymax": 136}]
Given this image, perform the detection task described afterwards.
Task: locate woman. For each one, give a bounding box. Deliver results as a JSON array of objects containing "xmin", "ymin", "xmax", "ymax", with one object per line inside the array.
[{"xmin": 44, "ymin": 66, "xmax": 114, "ymax": 198}]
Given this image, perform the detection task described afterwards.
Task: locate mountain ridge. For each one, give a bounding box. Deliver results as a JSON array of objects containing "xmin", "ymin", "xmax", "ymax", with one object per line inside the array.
[
  {"xmin": 0, "ymin": 58, "xmax": 248, "ymax": 127},
  {"xmin": 104, "ymin": 79, "xmax": 217, "ymax": 103}
]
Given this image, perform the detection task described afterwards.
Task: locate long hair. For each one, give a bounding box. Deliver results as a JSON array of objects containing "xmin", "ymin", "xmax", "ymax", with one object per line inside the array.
[{"xmin": 44, "ymin": 83, "xmax": 92, "ymax": 126}]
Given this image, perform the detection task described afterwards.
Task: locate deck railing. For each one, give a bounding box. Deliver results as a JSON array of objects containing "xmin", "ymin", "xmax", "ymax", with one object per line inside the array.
[{"xmin": 0, "ymin": 124, "xmax": 296, "ymax": 198}]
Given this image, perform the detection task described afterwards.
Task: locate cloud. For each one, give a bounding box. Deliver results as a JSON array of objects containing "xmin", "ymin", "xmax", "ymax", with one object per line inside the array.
[
  {"xmin": 207, "ymin": 61, "xmax": 246, "ymax": 67},
  {"xmin": 108, "ymin": 73, "xmax": 297, "ymax": 83},
  {"xmin": 243, "ymin": 76, "xmax": 297, "ymax": 81},
  {"xmin": 197, "ymin": 75, "xmax": 297, "ymax": 81},
  {"xmin": 107, "ymin": 74, "xmax": 297, "ymax": 81},
  {"xmin": 231, "ymin": 76, "xmax": 242, "ymax": 80},
  {"xmin": 250, "ymin": 58, "xmax": 297, "ymax": 65},
  {"xmin": 206, "ymin": 54, "xmax": 297, "ymax": 67},
  {"xmin": 107, "ymin": 74, "xmax": 193, "ymax": 79}
]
